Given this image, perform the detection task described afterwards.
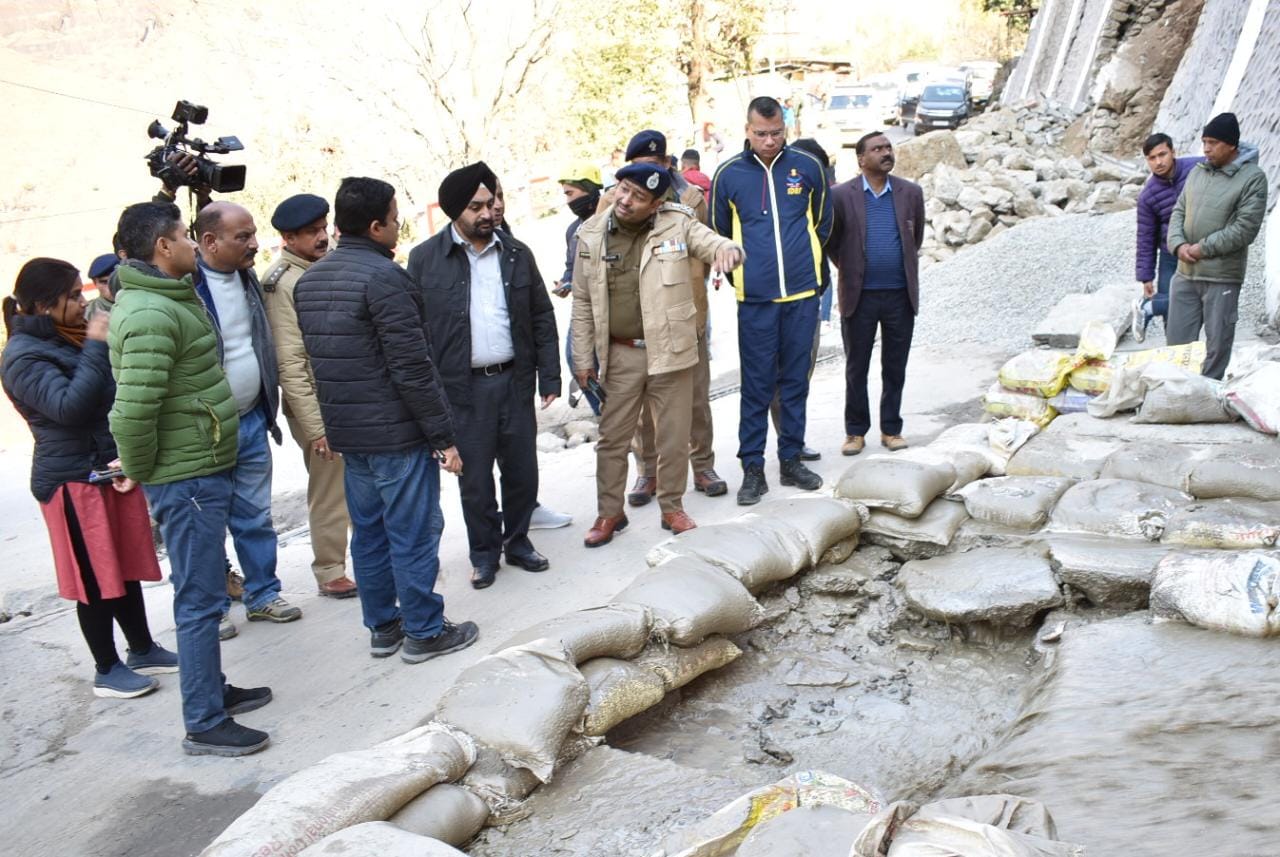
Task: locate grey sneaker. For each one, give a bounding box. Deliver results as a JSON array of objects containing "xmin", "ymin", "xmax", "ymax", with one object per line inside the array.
[
  {"xmin": 125, "ymin": 642, "xmax": 179, "ymax": 675},
  {"xmin": 182, "ymin": 718, "xmax": 269, "ymax": 757},
  {"xmin": 370, "ymin": 618, "xmax": 405, "ymax": 658},
  {"xmin": 219, "ymin": 611, "xmax": 238, "ymax": 641},
  {"xmin": 401, "ymin": 619, "xmax": 479, "ymax": 664},
  {"xmin": 529, "ymin": 504, "xmax": 573, "ymax": 529},
  {"xmin": 247, "ymin": 597, "xmax": 302, "ymax": 623},
  {"xmin": 93, "ymin": 662, "xmax": 159, "ymax": 699}
]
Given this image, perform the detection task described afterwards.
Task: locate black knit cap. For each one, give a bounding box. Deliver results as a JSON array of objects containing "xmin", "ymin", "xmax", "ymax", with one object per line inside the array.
[
  {"xmin": 1202, "ymin": 112, "xmax": 1240, "ymax": 147},
  {"xmin": 438, "ymin": 161, "xmax": 498, "ymax": 221}
]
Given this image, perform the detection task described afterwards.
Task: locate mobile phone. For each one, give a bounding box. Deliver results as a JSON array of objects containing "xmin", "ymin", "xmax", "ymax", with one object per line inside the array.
[{"xmin": 88, "ymin": 468, "xmax": 124, "ymax": 484}]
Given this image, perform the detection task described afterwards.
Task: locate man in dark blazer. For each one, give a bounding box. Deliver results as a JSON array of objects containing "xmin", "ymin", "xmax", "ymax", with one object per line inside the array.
[{"xmin": 829, "ymin": 131, "xmax": 925, "ymax": 455}]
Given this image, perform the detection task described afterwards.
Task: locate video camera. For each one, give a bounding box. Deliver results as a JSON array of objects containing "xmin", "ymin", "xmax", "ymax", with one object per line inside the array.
[{"xmin": 145, "ymin": 100, "xmax": 246, "ymax": 193}]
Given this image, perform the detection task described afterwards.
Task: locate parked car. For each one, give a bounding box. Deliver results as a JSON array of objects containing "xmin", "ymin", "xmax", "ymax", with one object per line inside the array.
[
  {"xmin": 959, "ymin": 60, "xmax": 1001, "ymax": 107},
  {"xmin": 816, "ymin": 88, "xmax": 882, "ymax": 148},
  {"xmin": 914, "ymin": 82, "xmax": 970, "ymax": 134}
]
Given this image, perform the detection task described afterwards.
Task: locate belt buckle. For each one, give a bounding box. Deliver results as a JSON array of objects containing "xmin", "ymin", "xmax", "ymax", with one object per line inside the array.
[
  {"xmin": 633, "ymin": 339, "xmax": 646, "ymax": 348},
  {"xmin": 484, "ymin": 363, "xmax": 502, "ymax": 376}
]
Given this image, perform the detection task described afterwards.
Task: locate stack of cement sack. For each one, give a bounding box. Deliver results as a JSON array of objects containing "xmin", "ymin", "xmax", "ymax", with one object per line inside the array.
[
  {"xmin": 199, "ymin": 495, "xmax": 868, "ymax": 856},
  {"xmin": 649, "ymin": 770, "xmax": 1083, "ymax": 857}
]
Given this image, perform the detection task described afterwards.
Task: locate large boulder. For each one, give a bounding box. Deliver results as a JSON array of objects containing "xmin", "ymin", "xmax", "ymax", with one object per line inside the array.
[{"xmin": 893, "ymin": 130, "xmax": 966, "ymax": 181}]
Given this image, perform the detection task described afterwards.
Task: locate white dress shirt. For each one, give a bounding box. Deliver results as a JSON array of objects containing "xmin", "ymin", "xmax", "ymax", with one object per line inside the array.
[{"xmin": 452, "ymin": 226, "xmax": 515, "ymax": 367}]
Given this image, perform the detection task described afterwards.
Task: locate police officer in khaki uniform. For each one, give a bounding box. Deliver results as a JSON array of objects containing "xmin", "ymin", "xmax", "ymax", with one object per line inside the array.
[
  {"xmin": 573, "ymin": 164, "xmax": 744, "ymax": 547},
  {"xmin": 599, "ymin": 131, "xmax": 727, "ymax": 504},
  {"xmin": 261, "ymin": 194, "xmax": 357, "ymax": 598}
]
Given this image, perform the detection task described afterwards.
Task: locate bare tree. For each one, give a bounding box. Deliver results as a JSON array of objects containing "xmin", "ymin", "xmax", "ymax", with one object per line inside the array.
[{"xmin": 673, "ymin": 0, "xmax": 766, "ymax": 127}]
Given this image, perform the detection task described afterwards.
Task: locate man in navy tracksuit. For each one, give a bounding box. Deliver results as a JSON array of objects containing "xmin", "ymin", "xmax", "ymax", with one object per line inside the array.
[{"xmin": 711, "ymin": 96, "xmax": 833, "ymax": 505}]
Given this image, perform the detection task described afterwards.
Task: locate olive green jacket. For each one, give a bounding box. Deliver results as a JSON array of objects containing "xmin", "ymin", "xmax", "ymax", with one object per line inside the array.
[
  {"xmin": 1167, "ymin": 142, "xmax": 1268, "ymax": 283},
  {"xmin": 108, "ymin": 261, "xmax": 239, "ymax": 484}
]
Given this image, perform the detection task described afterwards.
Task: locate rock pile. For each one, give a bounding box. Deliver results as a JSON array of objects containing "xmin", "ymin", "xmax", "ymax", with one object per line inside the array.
[{"xmin": 893, "ymin": 105, "xmax": 1147, "ymax": 267}]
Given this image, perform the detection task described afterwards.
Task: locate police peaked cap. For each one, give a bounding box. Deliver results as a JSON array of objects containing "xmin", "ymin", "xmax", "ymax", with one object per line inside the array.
[
  {"xmin": 271, "ymin": 194, "xmax": 330, "ymax": 232},
  {"xmin": 625, "ymin": 129, "xmax": 667, "ymax": 160},
  {"xmin": 615, "ymin": 163, "xmax": 671, "ymax": 198}
]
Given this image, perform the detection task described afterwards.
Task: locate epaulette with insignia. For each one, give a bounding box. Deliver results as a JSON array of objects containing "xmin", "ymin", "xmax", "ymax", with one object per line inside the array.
[
  {"xmin": 260, "ymin": 259, "xmax": 290, "ymax": 292},
  {"xmin": 660, "ymin": 202, "xmax": 695, "ymax": 217}
]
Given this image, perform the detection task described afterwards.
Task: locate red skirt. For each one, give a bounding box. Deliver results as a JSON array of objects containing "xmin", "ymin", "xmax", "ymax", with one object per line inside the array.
[{"xmin": 39, "ymin": 482, "xmax": 162, "ymax": 603}]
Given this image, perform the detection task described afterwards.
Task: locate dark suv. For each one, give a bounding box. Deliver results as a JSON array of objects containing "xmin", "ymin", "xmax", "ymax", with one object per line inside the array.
[{"xmin": 913, "ymin": 83, "xmax": 969, "ymax": 134}]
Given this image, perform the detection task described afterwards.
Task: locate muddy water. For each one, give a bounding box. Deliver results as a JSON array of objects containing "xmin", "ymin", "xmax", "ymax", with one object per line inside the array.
[{"xmin": 952, "ymin": 613, "xmax": 1280, "ymax": 855}]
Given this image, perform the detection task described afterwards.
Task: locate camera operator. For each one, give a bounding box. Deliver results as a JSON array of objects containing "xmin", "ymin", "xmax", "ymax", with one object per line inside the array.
[{"xmin": 153, "ymin": 152, "xmax": 213, "ymax": 212}]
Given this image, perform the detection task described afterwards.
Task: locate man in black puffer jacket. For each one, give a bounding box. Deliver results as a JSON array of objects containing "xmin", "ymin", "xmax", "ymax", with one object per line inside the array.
[
  {"xmin": 407, "ymin": 162, "xmax": 560, "ymax": 590},
  {"xmin": 295, "ymin": 177, "xmax": 478, "ymax": 664}
]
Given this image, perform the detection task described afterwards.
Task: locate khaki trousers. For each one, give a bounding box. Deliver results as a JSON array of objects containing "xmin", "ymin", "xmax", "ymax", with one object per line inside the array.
[
  {"xmin": 633, "ymin": 333, "xmax": 713, "ymax": 476},
  {"xmin": 599, "ymin": 343, "xmax": 694, "ymax": 516},
  {"xmin": 286, "ymin": 415, "xmax": 350, "ymax": 584}
]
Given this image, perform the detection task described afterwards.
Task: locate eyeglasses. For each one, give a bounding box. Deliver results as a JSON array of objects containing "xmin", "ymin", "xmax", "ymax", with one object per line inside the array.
[{"xmin": 750, "ymin": 129, "xmax": 785, "ymax": 140}]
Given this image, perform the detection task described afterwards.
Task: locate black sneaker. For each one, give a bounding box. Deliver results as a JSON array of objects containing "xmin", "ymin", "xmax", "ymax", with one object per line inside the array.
[
  {"xmin": 401, "ymin": 619, "xmax": 479, "ymax": 664},
  {"xmin": 737, "ymin": 464, "xmax": 769, "ymax": 506},
  {"xmin": 224, "ymin": 685, "xmax": 273, "ymax": 716},
  {"xmin": 182, "ymin": 718, "xmax": 269, "ymax": 757},
  {"xmin": 779, "ymin": 457, "xmax": 823, "ymax": 490},
  {"xmin": 370, "ymin": 617, "xmax": 405, "ymax": 658}
]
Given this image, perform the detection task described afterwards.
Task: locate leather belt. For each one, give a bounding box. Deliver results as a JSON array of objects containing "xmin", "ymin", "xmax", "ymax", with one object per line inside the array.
[
  {"xmin": 471, "ymin": 360, "xmax": 513, "ymax": 376},
  {"xmin": 610, "ymin": 336, "xmax": 646, "ymax": 348}
]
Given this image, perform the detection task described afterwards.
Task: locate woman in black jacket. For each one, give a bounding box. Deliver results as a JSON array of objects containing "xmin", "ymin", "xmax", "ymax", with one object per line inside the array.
[{"xmin": 2, "ymin": 258, "xmax": 175, "ymax": 699}]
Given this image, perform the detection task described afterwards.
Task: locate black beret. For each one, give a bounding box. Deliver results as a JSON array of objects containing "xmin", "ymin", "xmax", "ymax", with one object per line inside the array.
[
  {"xmin": 271, "ymin": 194, "xmax": 329, "ymax": 232},
  {"xmin": 438, "ymin": 162, "xmax": 498, "ymax": 222},
  {"xmin": 87, "ymin": 253, "xmax": 119, "ymax": 279},
  {"xmin": 625, "ymin": 129, "xmax": 667, "ymax": 161},
  {"xmin": 615, "ymin": 163, "xmax": 671, "ymax": 199}
]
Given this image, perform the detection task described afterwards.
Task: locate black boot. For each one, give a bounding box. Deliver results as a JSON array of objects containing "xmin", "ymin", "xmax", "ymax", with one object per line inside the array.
[
  {"xmin": 779, "ymin": 457, "xmax": 823, "ymax": 490},
  {"xmin": 737, "ymin": 463, "xmax": 769, "ymax": 506}
]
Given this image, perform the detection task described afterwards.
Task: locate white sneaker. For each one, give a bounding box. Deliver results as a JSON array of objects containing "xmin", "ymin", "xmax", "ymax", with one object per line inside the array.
[
  {"xmin": 529, "ymin": 504, "xmax": 573, "ymax": 529},
  {"xmin": 219, "ymin": 611, "xmax": 237, "ymax": 641}
]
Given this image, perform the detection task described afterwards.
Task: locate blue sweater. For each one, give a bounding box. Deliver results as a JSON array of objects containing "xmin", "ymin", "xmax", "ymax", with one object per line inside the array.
[{"xmin": 862, "ymin": 183, "xmax": 907, "ymax": 290}]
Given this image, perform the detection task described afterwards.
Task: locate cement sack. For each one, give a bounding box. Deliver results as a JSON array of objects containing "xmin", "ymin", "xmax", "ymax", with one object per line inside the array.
[
  {"xmin": 494, "ymin": 603, "xmax": 651, "ymax": 663},
  {"xmin": 1224, "ymin": 362, "xmax": 1280, "ymax": 433},
  {"xmin": 1185, "ymin": 445, "xmax": 1280, "ymax": 501},
  {"xmin": 851, "ymin": 797, "xmax": 1084, "ymax": 857},
  {"xmin": 1047, "ymin": 536, "xmax": 1169, "ymax": 609},
  {"xmin": 983, "ymin": 383, "xmax": 1057, "ymax": 428},
  {"xmin": 577, "ymin": 657, "xmax": 668, "ymax": 736},
  {"xmin": 863, "ymin": 498, "xmax": 970, "ymax": 547},
  {"xmin": 898, "ymin": 447, "xmax": 992, "ymax": 492},
  {"xmin": 1161, "ymin": 499, "xmax": 1280, "ymax": 549},
  {"xmin": 646, "ymin": 521, "xmax": 805, "ymax": 592},
  {"xmin": 836, "ymin": 456, "xmax": 957, "ymax": 518},
  {"xmin": 736, "ymin": 803, "xmax": 874, "ymax": 856},
  {"xmin": 1098, "ymin": 441, "xmax": 1194, "ymax": 492},
  {"xmin": 1135, "ymin": 370, "xmax": 1232, "ymax": 424},
  {"xmin": 997, "ymin": 349, "xmax": 1081, "ymax": 398},
  {"xmin": 433, "ymin": 640, "xmax": 588, "ymax": 782},
  {"xmin": 388, "ymin": 784, "xmax": 489, "ymax": 847},
  {"xmin": 612, "ymin": 558, "xmax": 764, "ymax": 646},
  {"xmin": 747, "ymin": 495, "xmax": 865, "ymax": 565},
  {"xmin": 955, "ymin": 476, "xmax": 1074, "ymax": 530},
  {"xmin": 1150, "ymin": 551, "xmax": 1280, "ymax": 637},
  {"xmin": 199, "ymin": 723, "xmax": 475, "ymax": 857},
  {"xmin": 651, "ymin": 770, "xmax": 884, "ymax": 857},
  {"xmin": 1047, "ymin": 479, "xmax": 1191, "ymax": 541},
  {"xmin": 988, "ymin": 418, "xmax": 1040, "ymax": 461},
  {"xmin": 298, "ymin": 822, "xmax": 468, "ymax": 856},
  {"xmin": 898, "ymin": 548, "xmax": 1063, "ymax": 627},
  {"xmin": 1069, "ymin": 341, "xmax": 1205, "ymax": 394},
  {"xmin": 932, "ymin": 421, "xmax": 1011, "ymax": 476},
  {"xmin": 457, "ymin": 746, "xmax": 541, "ymax": 817},
  {"xmin": 636, "ymin": 636, "xmax": 742, "ymax": 691},
  {"xmin": 1006, "ymin": 432, "xmax": 1124, "ymax": 480}
]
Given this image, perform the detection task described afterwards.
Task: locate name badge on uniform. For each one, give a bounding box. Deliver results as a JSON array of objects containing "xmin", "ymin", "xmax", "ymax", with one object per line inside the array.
[{"xmin": 654, "ymin": 240, "xmax": 687, "ymax": 255}]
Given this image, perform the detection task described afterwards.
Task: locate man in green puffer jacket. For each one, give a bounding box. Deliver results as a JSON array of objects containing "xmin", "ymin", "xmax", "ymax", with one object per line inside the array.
[
  {"xmin": 1166, "ymin": 112, "xmax": 1269, "ymax": 379},
  {"xmin": 109, "ymin": 201, "xmax": 272, "ymax": 758}
]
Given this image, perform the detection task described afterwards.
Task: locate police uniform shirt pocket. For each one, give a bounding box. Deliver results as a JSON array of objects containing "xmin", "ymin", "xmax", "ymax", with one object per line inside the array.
[{"xmin": 665, "ymin": 300, "xmax": 697, "ymax": 353}]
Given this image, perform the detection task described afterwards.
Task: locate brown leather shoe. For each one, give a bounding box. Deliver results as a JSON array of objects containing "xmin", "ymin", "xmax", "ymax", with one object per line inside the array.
[
  {"xmin": 584, "ymin": 514, "xmax": 629, "ymax": 548},
  {"xmin": 881, "ymin": 434, "xmax": 909, "ymax": 451},
  {"xmin": 318, "ymin": 577, "xmax": 358, "ymax": 599},
  {"xmin": 842, "ymin": 435, "xmax": 865, "ymax": 456},
  {"xmin": 226, "ymin": 567, "xmax": 245, "ymax": 601},
  {"xmin": 660, "ymin": 510, "xmax": 697, "ymax": 534},
  {"xmin": 626, "ymin": 476, "xmax": 657, "ymax": 507},
  {"xmin": 693, "ymin": 469, "xmax": 728, "ymax": 497}
]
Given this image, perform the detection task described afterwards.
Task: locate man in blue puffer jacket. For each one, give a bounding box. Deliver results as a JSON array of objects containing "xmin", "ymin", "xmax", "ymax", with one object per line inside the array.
[
  {"xmin": 711, "ymin": 96, "xmax": 833, "ymax": 505},
  {"xmin": 1132, "ymin": 132, "xmax": 1203, "ymax": 342}
]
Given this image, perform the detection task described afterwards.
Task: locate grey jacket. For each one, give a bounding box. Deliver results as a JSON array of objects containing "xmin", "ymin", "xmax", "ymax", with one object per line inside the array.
[{"xmin": 1167, "ymin": 142, "xmax": 1268, "ymax": 284}]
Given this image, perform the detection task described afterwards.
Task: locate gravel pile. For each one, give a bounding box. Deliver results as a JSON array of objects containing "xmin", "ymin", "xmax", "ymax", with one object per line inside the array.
[{"xmin": 915, "ymin": 209, "xmax": 1269, "ymax": 353}]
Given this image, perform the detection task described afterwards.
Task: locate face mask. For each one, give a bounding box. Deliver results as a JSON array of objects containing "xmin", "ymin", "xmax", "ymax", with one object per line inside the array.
[{"xmin": 569, "ymin": 192, "xmax": 599, "ymax": 220}]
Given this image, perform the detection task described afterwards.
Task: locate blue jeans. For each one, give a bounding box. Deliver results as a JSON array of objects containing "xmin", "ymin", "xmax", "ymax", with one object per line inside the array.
[
  {"xmin": 224, "ymin": 405, "xmax": 281, "ymax": 612},
  {"xmin": 145, "ymin": 470, "xmax": 235, "ymax": 733},
  {"xmin": 819, "ymin": 285, "xmax": 834, "ymax": 322},
  {"xmin": 343, "ymin": 448, "xmax": 446, "ymax": 640},
  {"xmin": 1152, "ymin": 249, "xmax": 1175, "ymax": 320}
]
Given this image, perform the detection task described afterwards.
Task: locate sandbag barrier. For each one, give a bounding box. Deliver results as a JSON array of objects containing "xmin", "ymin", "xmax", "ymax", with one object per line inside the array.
[{"xmin": 198, "ymin": 494, "xmax": 868, "ymax": 856}]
